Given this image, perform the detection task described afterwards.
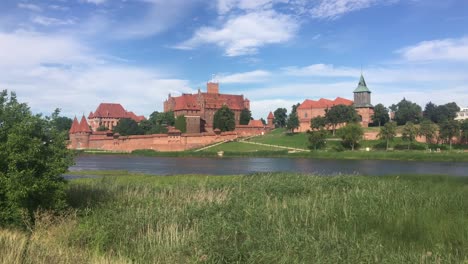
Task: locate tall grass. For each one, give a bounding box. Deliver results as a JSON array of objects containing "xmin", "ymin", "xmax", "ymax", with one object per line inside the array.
[{"xmin": 2, "ymin": 173, "xmax": 468, "ymax": 263}]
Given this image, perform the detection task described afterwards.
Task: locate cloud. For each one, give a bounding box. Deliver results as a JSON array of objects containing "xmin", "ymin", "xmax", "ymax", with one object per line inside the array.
[
  {"xmin": 177, "ymin": 10, "xmax": 299, "ymax": 56},
  {"xmin": 32, "ymin": 16, "xmax": 76, "ymax": 26},
  {"xmin": 216, "ymin": 0, "xmax": 279, "ymax": 15},
  {"xmin": 0, "ymin": 31, "xmax": 191, "ymax": 117},
  {"xmin": 284, "ymin": 64, "xmax": 359, "ymax": 77},
  {"xmin": 397, "ymin": 37, "xmax": 468, "ymax": 62},
  {"xmin": 18, "ymin": 3, "xmax": 42, "ymax": 12},
  {"xmin": 83, "ymin": 0, "xmax": 107, "ymax": 5},
  {"xmin": 218, "ymin": 70, "xmax": 272, "ymax": 83},
  {"xmin": 311, "ymin": 0, "xmax": 397, "ymax": 19}
]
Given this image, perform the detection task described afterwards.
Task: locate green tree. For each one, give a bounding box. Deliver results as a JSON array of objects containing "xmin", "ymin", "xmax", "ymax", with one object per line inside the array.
[
  {"xmin": 273, "ymin": 108, "xmax": 287, "ymax": 128},
  {"xmin": 310, "ymin": 116, "xmax": 328, "ymax": 130},
  {"xmin": 423, "ymin": 102, "xmax": 438, "ymax": 122},
  {"xmin": 96, "ymin": 125, "xmax": 108, "ymax": 131},
  {"xmin": 439, "ymin": 120, "xmax": 460, "ymax": 150},
  {"xmin": 308, "ymin": 128, "xmax": 327, "ymax": 151},
  {"xmin": 418, "ymin": 120, "xmax": 438, "ymax": 146},
  {"xmin": 113, "ymin": 118, "xmax": 144, "ymax": 136},
  {"xmin": 213, "ymin": 105, "xmax": 235, "ymax": 132},
  {"xmin": 371, "ymin": 103, "xmax": 389, "ymax": 127},
  {"xmin": 50, "ymin": 108, "xmax": 73, "ymax": 132},
  {"xmin": 461, "ymin": 119, "xmax": 468, "ymax": 144},
  {"xmin": 325, "ymin": 105, "xmax": 359, "ymax": 136},
  {"xmin": 338, "ymin": 123, "xmax": 363, "ymax": 151},
  {"xmin": 174, "ymin": 115, "xmax": 187, "ymax": 133},
  {"xmin": 239, "ymin": 108, "xmax": 252, "ymax": 125},
  {"xmin": 149, "ymin": 111, "xmax": 175, "ymax": 127},
  {"xmin": 423, "ymin": 102, "xmax": 460, "ymax": 123},
  {"xmin": 391, "ymin": 98, "xmax": 422, "ymax": 125},
  {"xmin": 378, "ymin": 121, "xmax": 397, "ymax": 150},
  {"xmin": 286, "ymin": 104, "xmax": 300, "ymax": 133},
  {"xmin": 260, "ymin": 118, "xmax": 266, "ymax": 125},
  {"xmin": 0, "ymin": 90, "xmax": 73, "ymax": 226},
  {"xmin": 401, "ymin": 121, "xmax": 418, "ymax": 150}
]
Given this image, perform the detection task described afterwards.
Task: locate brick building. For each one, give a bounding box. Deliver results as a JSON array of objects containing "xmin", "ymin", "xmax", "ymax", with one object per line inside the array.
[
  {"xmin": 87, "ymin": 103, "xmax": 145, "ymax": 131},
  {"xmin": 164, "ymin": 82, "xmax": 250, "ymax": 133},
  {"xmin": 297, "ymin": 75, "xmax": 374, "ymax": 132}
]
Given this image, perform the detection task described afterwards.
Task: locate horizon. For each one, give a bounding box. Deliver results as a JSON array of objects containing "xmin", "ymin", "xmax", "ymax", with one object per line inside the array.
[{"xmin": 1, "ymin": 0, "xmax": 467, "ymax": 119}]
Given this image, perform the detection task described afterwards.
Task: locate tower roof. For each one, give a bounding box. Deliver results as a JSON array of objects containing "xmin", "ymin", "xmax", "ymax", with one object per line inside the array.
[
  {"xmin": 79, "ymin": 115, "xmax": 92, "ymax": 133},
  {"xmin": 353, "ymin": 75, "xmax": 371, "ymax": 93},
  {"xmin": 267, "ymin": 112, "xmax": 274, "ymax": 119},
  {"xmin": 69, "ymin": 117, "xmax": 79, "ymax": 134}
]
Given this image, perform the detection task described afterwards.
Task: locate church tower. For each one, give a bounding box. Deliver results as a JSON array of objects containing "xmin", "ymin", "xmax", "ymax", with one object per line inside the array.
[
  {"xmin": 353, "ymin": 75, "xmax": 372, "ymax": 107},
  {"xmin": 353, "ymin": 75, "xmax": 374, "ymax": 127}
]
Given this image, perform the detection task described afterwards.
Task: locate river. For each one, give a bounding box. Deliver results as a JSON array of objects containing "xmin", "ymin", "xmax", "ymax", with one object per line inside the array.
[{"xmin": 68, "ymin": 154, "xmax": 468, "ymax": 177}]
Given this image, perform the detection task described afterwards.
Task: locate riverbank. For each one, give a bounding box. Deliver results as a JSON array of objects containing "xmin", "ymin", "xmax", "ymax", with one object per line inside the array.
[{"xmin": 1, "ymin": 171, "xmax": 467, "ymax": 263}]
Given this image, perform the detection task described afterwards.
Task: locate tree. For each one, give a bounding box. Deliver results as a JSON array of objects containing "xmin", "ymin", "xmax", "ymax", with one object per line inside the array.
[
  {"xmin": 401, "ymin": 121, "xmax": 418, "ymax": 150},
  {"xmin": 423, "ymin": 102, "xmax": 460, "ymax": 123},
  {"xmin": 423, "ymin": 102, "xmax": 438, "ymax": 122},
  {"xmin": 0, "ymin": 90, "xmax": 73, "ymax": 226},
  {"xmin": 325, "ymin": 105, "xmax": 359, "ymax": 135},
  {"xmin": 391, "ymin": 98, "xmax": 422, "ymax": 125},
  {"xmin": 113, "ymin": 118, "xmax": 144, "ymax": 136},
  {"xmin": 260, "ymin": 118, "xmax": 266, "ymax": 125},
  {"xmin": 239, "ymin": 108, "xmax": 252, "ymax": 125},
  {"xmin": 286, "ymin": 104, "xmax": 300, "ymax": 133},
  {"xmin": 174, "ymin": 115, "xmax": 187, "ymax": 133},
  {"xmin": 372, "ymin": 103, "xmax": 389, "ymax": 127},
  {"xmin": 439, "ymin": 120, "xmax": 460, "ymax": 150},
  {"xmin": 308, "ymin": 128, "xmax": 327, "ymax": 151},
  {"xmin": 461, "ymin": 119, "xmax": 468, "ymax": 145},
  {"xmin": 273, "ymin": 108, "xmax": 287, "ymax": 128},
  {"xmin": 378, "ymin": 121, "xmax": 397, "ymax": 150},
  {"xmin": 149, "ymin": 111, "xmax": 175, "ymax": 127},
  {"xmin": 50, "ymin": 108, "xmax": 73, "ymax": 132},
  {"xmin": 96, "ymin": 125, "xmax": 108, "ymax": 131},
  {"xmin": 310, "ymin": 116, "xmax": 328, "ymax": 130},
  {"xmin": 418, "ymin": 120, "xmax": 438, "ymax": 146},
  {"xmin": 338, "ymin": 123, "xmax": 363, "ymax": 151},
  {"xmin": 213, "ymin": 105, "xmax": 235, "ymax": 132}
]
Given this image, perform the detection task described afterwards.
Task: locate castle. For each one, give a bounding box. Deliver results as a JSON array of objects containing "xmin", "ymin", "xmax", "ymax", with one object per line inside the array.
[
  {"xmin": 88, "ymin": 103, "xmax": 145, "ymax": 131},
  {"xmin": 164, "ymin": 82, "xmax": 251, "ymax": 133},
  {"xmin": 297, "ymin": 74, "xmax": 374, "ymax": 132}
]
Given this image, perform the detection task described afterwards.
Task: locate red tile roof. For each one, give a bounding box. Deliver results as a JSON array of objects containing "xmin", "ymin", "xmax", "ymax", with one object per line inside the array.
[
  {"xmin": 267, "ymin": 111, "xmax": 274, "ymax": 119},
  {"xmin": 88, "ymin": 103, "xmax": 145, "ymax": 122},
  {"xmin": 79, "ymin": 115, "xmax": 92, "ymax": 133},
  {"xmin": 248, "ymin": 120, "xmax": 264, "ymax": 127},
  {"xmin": 69, "ymin": 117, "xmax": 79, "ymax": 134},
  {"xmin": 297, "ymin": 97, "xmax": 353, "ymax": 110}
]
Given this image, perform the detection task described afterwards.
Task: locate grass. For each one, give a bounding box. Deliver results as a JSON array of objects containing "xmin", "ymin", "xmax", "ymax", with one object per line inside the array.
[
  {"xmin": 1, "ymin": 171, "xmax": 467, "ymax": 263},
  {"xmin": 200, "ymin": 141, "xmax": 285, "ymax": 152}
]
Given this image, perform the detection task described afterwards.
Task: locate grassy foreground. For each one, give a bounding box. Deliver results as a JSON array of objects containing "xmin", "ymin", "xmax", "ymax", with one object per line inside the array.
[{"xmin": 1, "ymin": 171, "xmax": 467, "ymax": 263}]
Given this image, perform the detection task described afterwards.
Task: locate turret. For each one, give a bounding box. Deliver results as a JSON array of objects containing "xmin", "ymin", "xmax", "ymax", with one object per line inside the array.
[
  {"xmin": 353, "ymin": 75, "xmax": 372, "ymax": 108},
  {"xmin": 267, "ymin": 111, "xmax": 274, "ymax": 128}
]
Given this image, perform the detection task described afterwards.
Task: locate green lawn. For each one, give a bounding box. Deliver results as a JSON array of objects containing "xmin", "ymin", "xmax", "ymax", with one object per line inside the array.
[
  {"xmin": 248, "ymin": 128, "xmax": 309, "ymax": 149},
  {"xmin": 2, "ymin": 171, "xmax": 467, "ymax": 263},
  {"xmin": 200, "ymin": 141, "xmax": 284, "ymax": 152}
]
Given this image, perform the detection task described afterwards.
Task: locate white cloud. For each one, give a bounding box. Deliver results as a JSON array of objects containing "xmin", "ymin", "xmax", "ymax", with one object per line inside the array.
[
  {"xmin": 177, "ymin": 10, "xmax": 299, "ymax": 56},
  {"xmin": 18, "ymin": 3, "xmax": 42, "ymax": 12},
  {"xmin": 0, "ymin": 31, "xmax": 191, "ymax": 117},
  {"xmin": 218, "ymin": 70, "xmax": 271, "ymax": 83},
  {"xmin": 83, "ymin": 0, "xmax": 107, "ymax": 5},
  {"xmin": 311, "ymin": 0, "xmax": 397, "ymax": 19},
  {"xmin": 32, "ymin": 16, "xmax": 76, "ymax": 26},
  {"xmin": 284, "ymin": 64, "xmax": 359, "ymax": 77},
  {"xmin": 398, "ymin": 37, "xmax": 468, "ymax": 62},
  {"xmin": 217, "ymin": 0, "xmax": 281, "ymax": 14}
]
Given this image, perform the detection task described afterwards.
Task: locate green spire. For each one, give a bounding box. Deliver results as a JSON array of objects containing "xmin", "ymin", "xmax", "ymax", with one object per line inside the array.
[{"xmin": 353, "ymin": 75, "xmax": 371, "ymax": 93}]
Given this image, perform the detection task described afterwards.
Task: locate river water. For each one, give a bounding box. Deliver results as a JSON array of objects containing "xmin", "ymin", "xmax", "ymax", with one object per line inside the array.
[{"xmin": 68, "ymin": 154, "xmax": 468, "ymax": 177}]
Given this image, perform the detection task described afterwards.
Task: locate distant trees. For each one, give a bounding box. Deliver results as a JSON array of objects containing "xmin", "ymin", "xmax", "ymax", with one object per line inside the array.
[
  {"xmin": 174, "ymin": 115, "xmax": 187, "ymax": 133},
  {"xmin": 378, "ymin": 121, "xmax": 397, "ymax": 150},
  {"xmin": 139, "ymin": 111, "xmax": 176, "ymax": 134},
  {"xmin": 273, "ymin": 108, "xmax": 288, "ymax": 128},
  {"xmin": 308, "ymin": 128, "xmax": 327, "ymax": 151},
  {"xmin": 418, "ymin": 120, "xmax": 438, "ymax": 145},
  {"xmin": 325, "ymin": 105, "xmax": 359, "ymax": 135},
  {"xmin": 286, "ymin": 103, "xmax": 300, "ymax": 133},
  {"xmin": 50, "ymin": 108, "xmax": 73, "ymax": 133},
  {"xmin": 439, "ymin": 120, "xmax": 460, "ymax": 150},
  {"xmin": 260, "ymin": 118, "xmax": 266, "ymax": 125},
  {"xmin": 239, "ymin": 108, "xmax": 252, "ymax": 125},
  {"xmin": 338, "ymin": 123, "xmax": 363, "ymax": 151},
  {"xmin": 371, "ymin": 103, "xmax": 389, "ymax": 127},
  {"xmin": 401, "ymin": 122, "xmax": 418, "ymax": 150},
  {"xmin": 423, "ymin": 102, "xmax": 460, "ymax": 123},
  {"xmin": 0, "ymin": 90, "xmax": 73, "ymax": 226},
  {"xmin": 113, "ymin": 118, "xmax": 144, "ymax": 136},
  {"xmin": 310, "ymin": 116, "xmax": 327, "ymax": 130},
  {"xmin": 213, "ymin": 105, "xmax": 235, "ymax": 132},
  {"xmin": 390, "ymin": 98, "xmax": 422, "ymax": 125},
  {"xmin": 461, "ymin": 120, "xmax": 468, "ymax": 145}
]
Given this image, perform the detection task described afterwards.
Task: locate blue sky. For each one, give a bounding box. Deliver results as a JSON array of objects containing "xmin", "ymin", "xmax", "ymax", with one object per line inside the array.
[{"xmin": 1, "ymin": 0, "xmax": 467, "ymax": 119}]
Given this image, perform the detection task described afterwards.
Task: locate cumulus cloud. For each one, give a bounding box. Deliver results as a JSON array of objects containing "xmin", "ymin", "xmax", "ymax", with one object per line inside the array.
[
  {"xmin": 397, "ymin": 37, "xmax": 468, "ymax": 62},
  {"xmin": 32, "ymin": 16, "xmax": 76, "ymax": 26},
  {"xmin": 83, "ymin": 0, "xmax": 107, "ymax": 5},
  {"xmin": 176, "ymin": 10, "xmax": 299, "ymax": 56}
]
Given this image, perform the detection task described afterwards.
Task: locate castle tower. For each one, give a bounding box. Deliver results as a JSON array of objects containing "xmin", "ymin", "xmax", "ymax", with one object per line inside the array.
[
  {"xmin": 207, "ymin": 82, "xmax": 219, "ymax": 94},
  {"xmin": 353, "ymin": 75, "xmax": 374, "ymax": 127},
  {"xmin": 353, "ymin": 75, "xmax": 372, "ymax": 107},
  {"xmin": 267, "ymin": 111, "xmax": 274, "ymax": 128},
  {"xmin": 69, "ymin": 115, "xmax": 92, "ymax": 149}
]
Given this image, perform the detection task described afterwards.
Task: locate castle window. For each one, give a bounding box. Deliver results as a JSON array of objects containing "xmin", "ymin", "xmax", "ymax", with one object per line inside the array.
[{"xmin": 304, "ymin": 113, "xmax": 308, "ymax": 118}]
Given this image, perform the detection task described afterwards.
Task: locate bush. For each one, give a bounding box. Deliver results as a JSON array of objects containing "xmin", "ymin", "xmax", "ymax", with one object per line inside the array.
[{"xmin": 0, "ymin": 91, "xmax": 73, "ymax": 227}]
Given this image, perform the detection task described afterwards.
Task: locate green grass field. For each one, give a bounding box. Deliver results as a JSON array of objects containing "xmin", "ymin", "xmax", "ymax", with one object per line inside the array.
[{"xmin": 1, "ymin": 171, "xmax": 467, "ymax": 263}]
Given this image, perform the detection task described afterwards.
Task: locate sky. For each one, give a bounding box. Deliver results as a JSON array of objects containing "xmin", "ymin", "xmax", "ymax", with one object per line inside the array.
[{"xmin": 1, "ymin": 0, "xmax": 468, "ymax": 119}]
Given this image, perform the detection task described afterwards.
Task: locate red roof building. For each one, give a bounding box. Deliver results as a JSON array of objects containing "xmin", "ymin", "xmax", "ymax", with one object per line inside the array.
[
  {"xmin": 87, "ymin": 103, "xmax": 145, "ymax": 131},
  {"xmin": 164, "ymin": 82, "xmax": 250, "ymax": 132}
]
